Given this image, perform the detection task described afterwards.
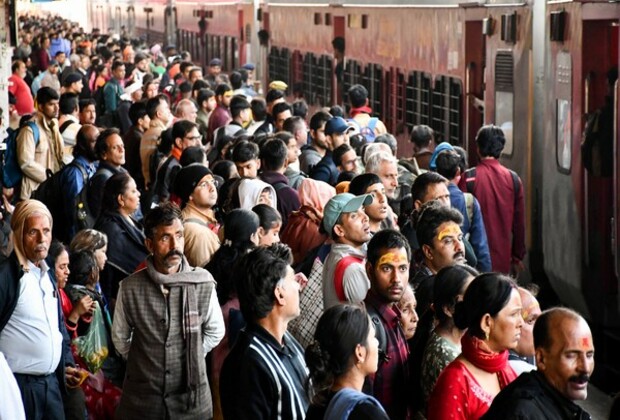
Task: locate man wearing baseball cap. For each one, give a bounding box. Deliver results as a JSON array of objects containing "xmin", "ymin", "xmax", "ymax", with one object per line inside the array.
[
  {"xmin": 310, "ymin": 116, "xmax": 354, "ymax": 185},
  {"xmin": 321, "ymin": 192, "xmax": 373, "ymax": 308},
  {"xmin": 174, "ymin": 164, "xmax": 220, "ymax": 267}
]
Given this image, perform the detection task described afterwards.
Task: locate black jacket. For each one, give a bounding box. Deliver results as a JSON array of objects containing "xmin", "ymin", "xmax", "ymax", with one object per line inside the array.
[{"xmin": 482, "ymin": 371, "xmax": 591, "ymax": 420}]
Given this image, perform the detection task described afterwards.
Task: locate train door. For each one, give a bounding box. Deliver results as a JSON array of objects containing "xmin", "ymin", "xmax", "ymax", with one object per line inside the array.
[
  {"xmin": 333, "ymin": 16, "xmax": 345, "ymax": 105},
  {"xmin": 464, "ymin": 20, "xmax": 486, "ymax": 166}
]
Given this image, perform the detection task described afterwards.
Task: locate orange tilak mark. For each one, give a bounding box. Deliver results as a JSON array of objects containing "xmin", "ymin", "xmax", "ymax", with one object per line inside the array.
[
  {"xmin": 437, "ymin": 225, "xmax": 461, "ymax": 241},
  {"xmin": 377, "ymin": 252, "xmax": 408, "ymax": 267}
]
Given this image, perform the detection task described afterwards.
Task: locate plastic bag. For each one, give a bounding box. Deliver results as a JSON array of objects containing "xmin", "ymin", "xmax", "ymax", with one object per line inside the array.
[{"xmin": 73, "ymin": 302, "xmax": 109, "ymax": 373}]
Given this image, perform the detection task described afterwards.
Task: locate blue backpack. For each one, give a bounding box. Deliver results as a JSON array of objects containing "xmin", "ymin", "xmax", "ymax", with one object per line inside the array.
[
  {"xmin": 2, "ymin": 121, "xmax": 40, "ymax": 188},
  {"xmin": 348, "ymin": 117, "xmax": 379, "ymax": 142}
]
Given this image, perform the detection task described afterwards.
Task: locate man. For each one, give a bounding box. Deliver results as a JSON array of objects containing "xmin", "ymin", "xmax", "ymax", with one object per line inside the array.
[
  {"xmin": 509, "ymin": 286, "xmax": 542, "ymax": 375},
  {"xmin": 61, "ymin": 72, "xmax": 84, "ymax": 96},
  {"xmin": 332, "ymin": 143, "xmax": 359, "ymax": 175},
  {"xmin": 349, "ymin": 173, "xmax": 390, "ymax": 234},
  {"xmin": 259, "ymin": 138, "xmax": 301, "ymax": 229},
  {"xmin": 436, "ymin": 150, "xmax": 492, "ymax": 272},
  {"xmin": 141, "ymin": 94, "xmax": 172, "ymax": 189},
  {"xmin": 175, "ymin": 98, "xmax": 198, "ymax": 123},
  {"xmin": 459, "ymin": 125, "xmax": 526, "ymax": 274},
  {"xmin": 78, "ymin": 98, "xmax": 97, "ymax": 125},
  {"xmin": 410, "ymin": 124, "xmax": 436, "ymax": 170},
  {"xmin": 58, "ymin": 93, "xmax": 81, "ymax": 163},
  {"xmin": 40, "ymin": 60, "xmax": 61, "ymax": 94},
  {"xmin": 283, "ymin": 115, "xmax": 308, "ymax": 150},
  {"xmin": 364, "ymin": 229, "xmax": 412, "ymax": 419},
  {"xmin": 8, "ymin": 60, "xmax": 34, "ymax": 116},
  {"xmin": 220, "ymin": 244, "xmax": 309, "ymax": 419},
  {"xmin": 123, "ymin": 102, "xmax": 150, "ymax": 191},
  {"xmin": 174, "ymin": 165, "xmax": 220, "ymax": 267},
  {"xmin": 205, "ymin": 58, "xmax": 228, "ymax": 87},
  {"xmin": 208, "ymin": 96, "xmax": 250, "ymax": 165},
  {"xmin": 310, "ymin": 116, "xmax": 353, "ymax": 186},
  {"xmin": 232, "ymin": 140, "xmax": 261, "ymax": 178},
  {"xmin": 88, "ymin": 128, "xmax": 127, "ymax": 217},
  {"xmin": 273, "ymin": 102, "xmax": 293, "ymax": 133},
  {"xmin": 152, "ymin": 120, "xmax": 202, "ymax": 205},
  {"xmin": 206, "ymin": 84, "xmax": 233, "ymax": 144},
  {"xmin": 300, "ymin": 110, "xmax": 331, "ymax": 174},
  {"xmin": 196, "ymin": 88, "xmax": 216, "ymax": 134},
  {"xmin": 103, "ymin": 60, "xmax": 126, "ymax": 115},
  {"xmin": 253, "ymin": 89, "xmax": 285, "ymax": 136},
  {"xmin": 16, "ymin": 87, "xmax": 64, "ymax": 200},
  {"xmin": 483, "ymin": 308, "xmax": 594, "ymax": 420},
  {"xmin": 0, "ymin": 200, "xmax": 81, "ymax": 419},
  {"xmin": 133, "ymin": 53, "xmax": 150, "ymax": 84},
  {"xmin": 278, "ymin": 131, "xmax": 307, "ymax": 190},
  {"xmin": 322, "ymin": 192, "xmax": 373, "ymax": 308},
  {"xmin": 347, "ymin": 84, "xmax": 387, "ymax": 141},
  {"xmin": 365, "ymin": 151, "xmax": 411, "ymax": 219},
  {"xmin": 112, "ymin": 203, "xmax": 225, "ymax": 419}
]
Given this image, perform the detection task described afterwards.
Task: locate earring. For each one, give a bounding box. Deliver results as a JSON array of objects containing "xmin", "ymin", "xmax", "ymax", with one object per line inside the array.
[{"xmin": 485, "ymin": 331, "xmax": 490, "ymax": 341}]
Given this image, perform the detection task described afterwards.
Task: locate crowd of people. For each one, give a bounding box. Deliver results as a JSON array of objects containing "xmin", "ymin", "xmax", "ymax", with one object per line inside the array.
[{"xmin": 0, "ymin": 13, "xmax": 602, "ymax": 420}]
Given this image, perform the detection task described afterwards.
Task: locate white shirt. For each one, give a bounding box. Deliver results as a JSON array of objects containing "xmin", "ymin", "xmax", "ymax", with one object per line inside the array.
[
  {"xmin": 0, "ymin": 261, "xmax": 63, "ymax": 375},
  {"xmin": 0, "ymin": 352, "xmax": 25, "ymax": 420}
]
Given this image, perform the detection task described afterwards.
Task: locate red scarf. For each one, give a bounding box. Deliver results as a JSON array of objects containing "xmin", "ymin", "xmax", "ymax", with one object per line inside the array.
[
  {"xmin": 461, "ymin": 333, "xmax": 517, "ymax": 387},
  {"xmin": 349, "ymin": 106, "xmax": 373, "ymax": 118}
]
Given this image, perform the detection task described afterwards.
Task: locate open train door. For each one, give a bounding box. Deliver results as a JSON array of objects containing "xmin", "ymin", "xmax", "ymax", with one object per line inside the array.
[
  {"xmin": 464, "ymin": 19, "xmax": 486, "ymax": 166},
  {"xmin": 333, "ymin": 16, "xmax": 345, "ymax": 105}
]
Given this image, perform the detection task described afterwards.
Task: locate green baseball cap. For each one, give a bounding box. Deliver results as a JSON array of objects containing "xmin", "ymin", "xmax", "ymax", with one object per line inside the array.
[{"xmin": 322, "ymin": 193, "xmax": 373, "ymax": 235}]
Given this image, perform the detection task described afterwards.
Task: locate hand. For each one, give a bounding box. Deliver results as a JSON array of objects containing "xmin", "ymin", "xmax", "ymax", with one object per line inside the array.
[
  {"xmin": 65, "ymin": 366, "xmax": 87, "ymax": 388},
  {"xmin": 511, "ymin": 259, "xmax": 526, "ymax": 277},
  {"xmin": 74, "ymin": 295, "xmax": 95, "ymax": 317},
  {"xmin": 294, "ymin": 272, "xmax": 308, "ymax": 292}
]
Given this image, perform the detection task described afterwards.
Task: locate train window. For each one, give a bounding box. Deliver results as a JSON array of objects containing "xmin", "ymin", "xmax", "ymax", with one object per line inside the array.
[
  {"xmin": 363, "ymin": 64, "xmax": 384, "ymax": 119},
  {"xmin": 268, "ymin": 47, "xmax": 280, "ymax": 83},
  {"xmin": 268, "ymin": 48, "xmax": 291, "ymax": 87},
  {"xmin": 343, "ymin": 60, "xmax": 363, "ymax": 106},
  {"xmin": 556, "ymin": 99, "xmax": 572, "ymax": 171},
  {"xmin": 432, "ymin": 76, "xmax": 463, "ymax": 144},
  {"xmin": 405, "ymin": 71, "xmax": 432, "ymax": 132},
  {"xmin": 495, "ymin": 51, "xmax": 514, "ymax": 156}
]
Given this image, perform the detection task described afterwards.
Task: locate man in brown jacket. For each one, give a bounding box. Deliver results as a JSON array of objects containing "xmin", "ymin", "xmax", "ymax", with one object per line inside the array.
[
  {"xmin": 140, "ymin": 94, "xmax": 172, "ymax": 190},
  {"xmin": 16, "ymin": 87, "xmax": 64, "ymax": 200}
]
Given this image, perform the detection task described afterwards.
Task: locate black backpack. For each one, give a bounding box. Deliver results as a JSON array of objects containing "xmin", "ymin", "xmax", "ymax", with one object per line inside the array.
[{"xmin": 33, "ymin": 162, "xmax": 94, "ymax": 243}]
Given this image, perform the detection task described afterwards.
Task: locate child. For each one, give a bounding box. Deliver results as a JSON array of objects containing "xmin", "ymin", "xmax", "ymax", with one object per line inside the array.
[{"xmin": 252, "ymin": 204, "xmax": 282, "ymax": 246}]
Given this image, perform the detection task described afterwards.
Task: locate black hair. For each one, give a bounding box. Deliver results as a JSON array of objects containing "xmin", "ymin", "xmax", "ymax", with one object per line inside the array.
[
  {"xmin": 179, "ymin": 81, "xmax": 192, "ymax": 94},
  {"xmin": 172, "ymin": 120, "xmax": 198, "ymax": 148},
  {"xmin": 146, "ymin": 94, "xmax": 169, "ymax": 119},
  {"xmin": 100, "ymin": 172, "xmax": 133, "ymax": 214},
  {"xmin": 367, "ymin": 229, "xmax": 411, "ymax": 268},
  {"xmin": 143, "ymin": 201, "xmax": 182, "ymax": 240},
  {"xmin": 476, "ymin": 125, "xmax": 506, "ymax": 158},
  {"xmin": 305, "ymin": 304, "xmax": 371, "ymax": 401},
  {"xmin": 331, "ymin": 36, "xmax": 345, "ymax": 54},
  {"xmin": 251, "ymin": 98, "xmax": 267, "ymax": 122},
  {"xmin": 230, "ymin": 95, "xmax": 251, "ymax": 118},
  {"xmin": 68, "ymin": 250, "xmax": 98, "ymax": 287},
  {"xmin": 259, "ymin": 138, "xmax": 288, "ymax": 171},
  {"xmin": 79, "ymin": 98, "xmax": 96, "ymax": 113},
  {"xmin": 336, "ymin": 171, "xmax": 356, "ymax": 184},
  {"xmin": 274, "ymin": 131, "xmax": 294, "ymax": 144},
  {"xmin": 229, "ymin": 71, "xmax": 242, "ymax": 90},
  {"xmin": 59, "ymin": 93, "xmax": 79, "ymax": 115},
  {"xmin": 47, "ymin": 240, "xmax": 69, "ymax": 269},
  {"xmin": 375, "ymin": 133, "xmax": 397, "ymax": 155},
  {"xmin": 347, "ymin": 84, "xmax": 369, "ymax": 108},
  {"xmin": 329, "ymin": 105, "xmax": 344, "ymax": 118},
  {"xmin": 332, "ymin": 144, "xmax": 354, "ymax": 168},
  {"xmin": 410, "ymin": 125, "xmax": 434, "ymax": 148},
  {"xmin": 253, "ymin": 203, "xmax": 282, "ymax": 230},
  {"xmin": 272, "ymin": 102, "xmax": 293, "ymax": 119},
  {"xmin": 212, "ymin": 160, "xmax": 236, "ymax": 181},
  {"xmin": 411, "ymin": 172, "xmax": 449, "ymax": 204},
  {"xmin": 158, "ymin": 127, "xmax": 175, "ymax": 155},
  {"xmin": 232, "ymin": 140, "xmax": 259, "ymax": 163},
  {"xmin": 11, "ymin": 60, "xmax": 24, "ymax": 74},
  {"xmin": 452, "ymin": 146, "xmax": 468, "ymax": 174},
  {"xmin": 265, "ymin": 89, "xmax": 284, "ymax": 104},
  {"xmin": 94, "ymin": 127, "xmax": 120, "ymax": 159},
  {"xmin": 192, "ymin": 79, "xmax": 209, "ymax": 94},
  {"xmin": 453, "ymin": 273, "xmax": 517, "ymax": 339},
  {"xmin": 235, "ymin": 243, "xmax": 292, "ymax": 322},
  {"xmin": 533, "ymin": 307, "xmax": 582, "ymax": 350},
  {"xmin": 37, "ymin": 87, "xmax": 60, "ymax": 105},
  {"xmin": 179, "ymin": 61, "xmax": 193, "ymax": 75},
  {"xmin": 292, "ymin": 99, "xmax": 308, "ymax": 119},
  {"xmin": 309, "ymin": 111, "xmax": 332, "ymax": 131},
  {"xmin": 435, "ymin": 150, "xmax": 462, "ymax": 180},
  {"xmin": 433, "ymin": 265, "xmax": 479, "ymax": 325},
  {"xmin": 348, "ymin": 173, "xmax": 382, "ymax": 196},
  {"xmin": 111, "ymin": 60, "xmax": 125, "ymax": 72},
  {"xmin": 412, "ymin": 200, "xmax": 463, "ymax": 248},
  {"xmin": 128, "ymin": 101, "xmax": 148, "ymax": 126},
  {"xmin": 197, "ymin": 88, "xmax": 215, "ymax": 106},
  {"xmin": 215, "ymin": 83, "xmax": 231, "ymax": 96},
  {"xmin": 180, "ymin": 147, "xmax": 206, "ymax": 167}
]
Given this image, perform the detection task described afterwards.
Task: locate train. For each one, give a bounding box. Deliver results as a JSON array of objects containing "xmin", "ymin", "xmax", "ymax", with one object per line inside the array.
[{"xmin": 86, "ymin": 0, "xmax": 620, "ymax": 390}]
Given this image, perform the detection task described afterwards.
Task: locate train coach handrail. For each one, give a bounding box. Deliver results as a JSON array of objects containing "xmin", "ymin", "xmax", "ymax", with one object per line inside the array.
[{"xmin": 613, "ymin": 79, "xmax": 619, "ymax": 277}]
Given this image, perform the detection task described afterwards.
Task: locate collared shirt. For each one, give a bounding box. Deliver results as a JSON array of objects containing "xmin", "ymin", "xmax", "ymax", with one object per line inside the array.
[
  {"xmin": 0, "ymin": 260, "xmax": 62, "ymax": 375},
  {"xmin": 364, "ymin": 290, "xmax": 410, "ymax": 420}
]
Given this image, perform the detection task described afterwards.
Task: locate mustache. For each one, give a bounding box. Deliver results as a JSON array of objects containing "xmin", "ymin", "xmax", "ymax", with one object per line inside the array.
[
  {"xmin": 569, "ymin": 374, "xmax": 590, "ymax": 384},
  {"xmin": 454, "ymin": 251, "xmax": 465, "ymax": 259},
  {"xmin": 164, "ymin": 250, "xmax": 183, "ymax": 260}
]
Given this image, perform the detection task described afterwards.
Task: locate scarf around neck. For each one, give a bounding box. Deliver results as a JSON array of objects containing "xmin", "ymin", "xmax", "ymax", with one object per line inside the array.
[
  {"xmin": 461, "ymin": 333, "xmax": 517, "ymax": 387},
  {"xmin": 349, "ymin": 105, "xmax": 373, "ymax": 118}
]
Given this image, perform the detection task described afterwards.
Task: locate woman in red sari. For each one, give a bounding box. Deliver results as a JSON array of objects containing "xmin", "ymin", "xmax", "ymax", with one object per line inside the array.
[{"xmin": 428, "ymin": 273, "xmax": 523, "ymax": 419}]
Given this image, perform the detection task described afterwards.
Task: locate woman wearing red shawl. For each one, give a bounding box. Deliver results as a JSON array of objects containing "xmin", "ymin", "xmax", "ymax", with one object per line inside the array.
[{"xmin": 428, "ymin": 273, "xmax": 523, "ymax": 419}]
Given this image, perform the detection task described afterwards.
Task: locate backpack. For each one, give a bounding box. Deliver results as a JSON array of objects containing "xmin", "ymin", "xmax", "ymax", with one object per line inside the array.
[
  {"xmin": 33, "ymin": 162, "xmax": 94, "ymax": 243},
  {"xmin": 324, "ymin": 388, "xmax": 386, "ymax": 419},
  {"xmin": 348, "ymin": 117, "xmax": 379, "ymax": 142},
  {"xmin": 1, "ymin": 120, "xmax": 40, "ymax": 188}
]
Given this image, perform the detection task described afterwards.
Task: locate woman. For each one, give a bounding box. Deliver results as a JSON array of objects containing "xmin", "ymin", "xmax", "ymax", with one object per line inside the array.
[
  {"xmin": 421, "ymin": 265, "xmax": 476, "ymax": 402},
  {"xmin": 305, "ymin": 304, "xmax": 389, "ymax": 420},
  {"xmin": 70, "ymin": 229, "xmax": 108, "ymax": 272},
  {"xmin": 253, "ymin": 204, "xmax": 282, "ymax": 246},
  {"xmin": 428, "ymin": 273, "xmax": 523, "ymax": 419},
  {"xmin": 94, "ymin": 173, "xmax": 148, "ymax": 307},
  {"xmin": 224, "ymin": 177, "xmax": 277, "ymax": 213},
  {"xmin": 397, "ymin": 284, "xmax": 419, "ymax": 341}
]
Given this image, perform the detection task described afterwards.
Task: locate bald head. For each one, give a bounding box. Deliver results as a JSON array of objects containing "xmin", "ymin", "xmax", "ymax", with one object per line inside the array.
[
  {"xmin": 175, "ymin": 99, "xmax": 198, "ymax": 122},
  {"xmin": 514, "ymin": 287, "xmax": 541, "ymax": 358}
]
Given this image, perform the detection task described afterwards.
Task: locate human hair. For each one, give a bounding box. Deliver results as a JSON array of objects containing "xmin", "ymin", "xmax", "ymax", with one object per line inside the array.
[
  {"xmin": 178, "ymin": 81, "xmax": 192, "ymax": 94},
  {"xmin": 215, "ymin": 83, "xmax": 231, "ymax": 96},
  {"xmin": 533, "ymin": 307, "xmax": 582, "ymax": 350},
  {"xmin": 128, "ymin": 101, "xmax": 148, "ymax": 126},
  {"xmin": 347, "ymin": 84, "xmax": 369, "ymax": 108},
  {"xmin": 367, "ymin": 229, "xmax": 411, "ymax": 268},
  {"xmin": 412, "ymin": 200, "xmax": 463, "ymax": 247},
  {"xmin": 73, "ymin": 125, "xmax": 96, "ymax": 159},
  {"xmin": 172, "ymin": 120, "xmax": 198, "ymax": 147},
  {"xmin": 364, "ymin": 151, "xmax": 396, "ymax": 174},
  {"xmin": 146, "ymin": 94, "xmax": 168, "ymax": 119},
  {"xmin": 59, "ymin": 93, "xmax": 79, "ymax": 115},
  {"xmin": 410, "ymin": 124, "xmax": 434, "ymax": 148},
  {"xmin": 291, "ymin": 100, "xmax": 308, "ymax": 119},
  {"xmin": 70, "ymin": 229, "xmax": 108, "ymax": 254},
  {"xmin": 230, "ymin": 95, "xmax": 251, "ymax": 118},
  {"xmin": 111, "ymin": 59, "xmax": 124, "ymax": 72},
  {"xmin": 453, "ymin": 273, "xmax": 517, "ymax": 339},
  {"xmin": 232, "ymin": 140, "xmax": 259, "ymax": 163},
  {"xmin": 411, "ymin": 172, "xmax": 449, "ymax": 203},
  {"xmin": 192, "ymin": 79, "xmax": 209, "ymax": 95},
  {"xmin": 305, "ymin": 304, "xmax": 370, "ymax": 400},
  {"xmin": 274, "ymin": 131, "xmax": 294, "ymax": 145},
  {"xmin": 100, "ymin": 172, "xmax": 133, "ymax": 214},
  {"xmin": 251, "ymin": 98, "xmax": 267, "ymax": 122},
  {"xmin": 212, "ymin": 160, "xmax": 236, "ymax": 181},
  {"xmin": 197, "ymin": 88, "xmax": 215, "ymax": 106},
  {"xmin": 143, "ymin": 202, "xmax": 182, "ymax": 240},
  {"xmin": 309, "ymin": 111, "xmax": 332, "ymax": 131},
  {"xmin": 180, "ymin": 147, "xmax": 206, "ymax": 166},
  {"xmin": 252, "ymin": 203, "xmax": 281, "ymax": 230},
  {"xmin": 348, "ymin": 173, "xmax": 382, "ymax": 196},
  {"xmin": 158, "ymin": 128, "xmax": 174, "ymax": 155},
  {"xmin": 79, "ymin": 98, "xmax": 96, "ymax": 112},
  {"xmin": 11, "ymin": 60, "xmax": 24, "ymax": 74},
  {"xmin": 453, "ymin": 146, "xmax": 468, "ymax": 174},
  {"xmin": 375, "ymin": 133, "xmax": 397, "ymax": 155},
  {"xmin": 476, "ymin": 125, "xmax": 506, "ymax": 158},
  {"xmin": 259, "ymin": 138, "xmax": 287, "ymax": 171},
  {"xmin": 282, "ymin": 116, "xmax": 305, "ymax": 135},
  {"xmin": 37, "ymin": 86, "xmax": 60, "ymax": 105},
  {"xmin": 47, "ymin": 240, "xmax": 69, "ymax": 268},
  {"xmin": 265, "ymin": 89, "xmax": 284, "ymax": 104},
  {"xmin": 272, "ymin": 102, "xmax": 292, "ymax": 119},
  {"xmin": 94, "ymin": 127, "xmax": 120, "ymax": 159},
  {"xmin": 229, "ymin": 71, "xmax": 242, "ymax": 90},
  {"xmin": 329, "ymin": 105, "xmax": 344, "ymax": 118},
  {"xmin": 433, "ymin": 265, "xmax": 479, "ymax": 325},
  {"xmin": 331, "ymin": 36, "xmax": 345, "ymax": 54},
  {"xmin": 332, "ymin": 144, "xmax": 353, "ymax": 168},
  {"xmin": 435, "ymin": 150, "xmax": 461, "ymax": 180},
  {"xmin": 336, "ymin": 171, "xmax": 356, "ymax": 184},
  {"xmin": 68, "ymin": 250, "xmax": 98, "ymax": 287},
  {"xmin": 235, "ymin": 243, "xmax": 293, "ymax": 322}
]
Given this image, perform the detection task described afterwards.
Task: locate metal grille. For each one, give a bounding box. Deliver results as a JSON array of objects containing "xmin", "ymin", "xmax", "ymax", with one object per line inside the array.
[
  {"xmin": 268, "ymin": 47, "xmax": 290, "ymax": 86},
  {"xmin": 405, "ymin": 71, "xmax": 432, "ymax": 131},
  {"xmin": 343, "ymin": 60, "xmax": 362, "ymax": 106},
  {"xmin": 431, "ymin": 76, "xmax": 462, "ymax": 144},
  {"xmin": 303, "ymin": 53, "xmax": 315, "ymax": 103},
  {"xmin": 362, "ymin": 64, "xmax": 383, "ymax": 119},
  {"xmin": 495, "ymin": 51, "xmax": 514, "ymax": 92},
  {"xmin": 301, "ymin": 53, "xmax": 332, "ymax": 106}
]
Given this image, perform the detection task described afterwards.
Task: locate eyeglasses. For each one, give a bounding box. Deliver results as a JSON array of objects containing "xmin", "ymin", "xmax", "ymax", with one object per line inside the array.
[{"xmin": 196, "ymin": 179, "xmax": 216, "ymax": 189}]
